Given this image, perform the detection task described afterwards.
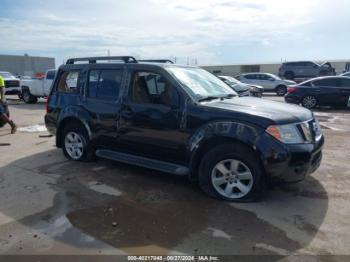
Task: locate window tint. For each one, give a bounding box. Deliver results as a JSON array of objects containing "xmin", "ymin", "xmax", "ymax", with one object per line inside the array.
[
  {"xmin": 244, "ymin": 74, "xmax": 257, "ymax": 80},
  {"xmin": 57, "ymin": 71, "xmax": 80, "ymax": 93},
  {"xmin": 313, "ymin": 78, "xmax": 339, "ymax": 87},
  {"xmin": 340, "ymin": 78, "xmax": 350, "ymax": 88},
  {"xmin": 46, "ymin": 70, "xmax": 56, "ymax": 80},
  {"xmin": 88, "ymin": 69, "xmax": 122, "ymax": 100},
  {"xmin": 257, "ymin": 74, "xmax": 270, "ymax": 80},
  {"xmin": 130, "ymin": 71, "xmax": 176, "ymax": 106}
]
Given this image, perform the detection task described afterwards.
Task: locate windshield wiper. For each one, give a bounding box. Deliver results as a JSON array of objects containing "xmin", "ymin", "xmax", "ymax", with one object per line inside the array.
[
  {"xmin": 197, "ymin": 96, "xmax": 222, "ymax": 102},
  {"xmin": 223, "ymin": 94, "xmax": 236, "ymax": 98}
]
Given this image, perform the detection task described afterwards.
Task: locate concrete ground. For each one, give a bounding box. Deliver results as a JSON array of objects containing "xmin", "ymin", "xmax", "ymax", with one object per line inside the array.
[{"xmin": 0, "ymin": 95, "xmax": 349, "ymax": 260}]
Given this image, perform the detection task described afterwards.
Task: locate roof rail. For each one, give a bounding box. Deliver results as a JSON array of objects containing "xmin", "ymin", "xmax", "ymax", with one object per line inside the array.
[
  {"xmin": 139, "ymin": 59, "xmax": 174, "ymax": 64},
  {"xmin": 66, "ymin": 56, "xmax": 138, "ymax": 65}
]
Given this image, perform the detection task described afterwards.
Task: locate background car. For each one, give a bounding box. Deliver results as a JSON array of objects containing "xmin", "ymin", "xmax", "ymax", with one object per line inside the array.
[
  {"xmin": 340, "ymin": 71, "xmax": 350, "ymax": 77},
  {"xmin": 218, "ymin": 75, "xmax": 263, "ymax": 97},
  {"xmin": 278, "ymin": 61, "xmax": 336, "ymax": 80},
  {"xmin": 285, "ymin": 76, "xmax": 350, "ymax": 109},
  {"xmin": 236, "ymin": 73, "xmax": 295, "ymax": 96},
  {"xmin": 0, "ymin": 71, "xmax": 21, "ymax": 97}
]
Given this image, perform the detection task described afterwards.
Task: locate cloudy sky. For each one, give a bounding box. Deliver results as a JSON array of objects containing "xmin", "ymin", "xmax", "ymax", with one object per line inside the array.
[{"xmin": 0, "ymin": 0, "xmax": 349, "ymax": 66}]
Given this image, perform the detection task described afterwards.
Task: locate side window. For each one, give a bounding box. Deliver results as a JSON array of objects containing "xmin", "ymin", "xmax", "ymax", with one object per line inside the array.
[
  {"xmin": 340, "ymin": 78, "xmax": 350, "ymax": 88},
  {"xmin": 130, "ymin": 71, "xmax": 176, "ymax": 106},
  {"xmin": 313, "ymin": 78, "xmax": 338, "ymax": 87},
  {"xmin": 244, "ymin": 74, "xmax": 256, "ymax": 80},
  {"xmin": 88, "ymin": 69, "xmax": 122, "ymax": 100},
  {"xmin": 258, "ymin": 74, "xmax": 269, "ymax": 80},
  {"xmin": 57, "ymin": 71, "xmax": 80, "ymax": 93},
  {"xmin": 46, "ymin": 70, "xmax": 56, "ymax": 80}
]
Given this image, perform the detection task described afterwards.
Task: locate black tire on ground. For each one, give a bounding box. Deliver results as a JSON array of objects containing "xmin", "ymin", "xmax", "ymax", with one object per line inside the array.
[
  {"xmin": 61, "ymin": 123, "xmax": 95, "ymax": 162},
  {"xmin": 22, "ymin": 89, "xmax": 38, "ymax": 104},
  {"xmin": 198, "ymin": 143, "xmax": 264, "ymax": 202},
  {"xmin": 276, "ymin": 85, "xmax": 287, "ymax": 96},
  {"xmin": 301, "ymin": 95, "xmax": 318, "ymax": 109},
  {"xmin": 284, "ymin": 71, "xmax": 294, "ymax": 80}
]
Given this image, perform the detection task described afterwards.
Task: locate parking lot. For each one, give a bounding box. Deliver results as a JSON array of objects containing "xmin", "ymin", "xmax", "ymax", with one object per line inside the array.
[{"xmin": 0, "ymin": 95, "xmax": 350, "ymax": 259}]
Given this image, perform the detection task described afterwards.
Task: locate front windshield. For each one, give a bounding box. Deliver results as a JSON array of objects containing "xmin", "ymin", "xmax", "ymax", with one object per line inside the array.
[
  {"xmin": 269, "ymin": 74, "xmax": 281, "ymax": 80},
  {"xmin": 166, "ymin": 67, "xmax": 237, "ymax": 99},
  {"xmin": 0, "ymin": 72, "xmax": 15, "ymax": 79}
]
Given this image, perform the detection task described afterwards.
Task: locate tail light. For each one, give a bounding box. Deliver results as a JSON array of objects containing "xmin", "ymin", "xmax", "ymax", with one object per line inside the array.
[{"xmin": 287, "ymin": 86, "xmax": 297, "ymax": 93}]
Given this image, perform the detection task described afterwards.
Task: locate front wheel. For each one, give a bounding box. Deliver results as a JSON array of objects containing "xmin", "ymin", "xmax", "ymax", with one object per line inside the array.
[
  {"xmin": 198, "ymin": 143, "xmax": 264, "ymax": 202},
  {"xmin": 301, "ymin": 95, "xmax": 317, "ymax": 109}
]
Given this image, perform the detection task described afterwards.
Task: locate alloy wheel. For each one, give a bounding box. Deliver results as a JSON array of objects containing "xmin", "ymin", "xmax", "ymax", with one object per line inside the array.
[
  {"xmin": 211, "ymin": 159, "xmax": 253, "ymax": 199},
  {"xmin": 64, "ymin": 131, "xmax": 84, "ymax": 160},
  {"xmin": 302, "ymin": 96, "xmax": 317, "ymax": 109}
]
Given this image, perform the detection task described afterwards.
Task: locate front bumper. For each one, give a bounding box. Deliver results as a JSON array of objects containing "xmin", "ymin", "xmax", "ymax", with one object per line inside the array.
[
  {"xmin": 5, "ymin": 87, "xmax": 21, "ymax": 95},
  {"xmin": 256, "ymin": 133, "xmax": 324, "ymax": 183}
]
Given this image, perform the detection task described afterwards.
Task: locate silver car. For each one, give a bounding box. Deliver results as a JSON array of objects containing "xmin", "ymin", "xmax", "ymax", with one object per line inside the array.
[{"xmin": 237, "ymin": 73, "xmax": 296, "ymax": 96}]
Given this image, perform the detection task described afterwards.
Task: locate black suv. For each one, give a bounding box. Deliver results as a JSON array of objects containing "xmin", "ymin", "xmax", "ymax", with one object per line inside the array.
[{"xmin": 45, "ymin": 56, "xmax": 324, "ymax": 201}]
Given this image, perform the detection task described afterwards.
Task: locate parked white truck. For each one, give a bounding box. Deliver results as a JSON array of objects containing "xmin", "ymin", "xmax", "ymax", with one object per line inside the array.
[{"xmin": 20, "ymin": 69, "xmax": 56, "ymax": 104}]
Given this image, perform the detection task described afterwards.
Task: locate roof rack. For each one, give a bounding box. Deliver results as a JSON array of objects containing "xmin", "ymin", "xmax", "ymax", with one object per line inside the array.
[
  {"xmin": 139, "ymin": 59, "xmax": 174, "ymax": 64},
  {"xmin": 66, "ymin": 56, "xmax": 138, "ymax": 65}
]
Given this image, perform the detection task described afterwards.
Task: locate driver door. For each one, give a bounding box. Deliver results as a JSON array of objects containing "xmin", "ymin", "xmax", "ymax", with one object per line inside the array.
[{"xmin": 119, "ymin": 70, "xmax": 185, "ymax": 163}]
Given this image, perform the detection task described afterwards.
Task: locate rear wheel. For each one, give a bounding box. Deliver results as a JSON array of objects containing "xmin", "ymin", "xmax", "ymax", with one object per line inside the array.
[
  {"xmin": 198, "ymin": 143, "xmax": 264, "ymax": 202},
  {"xmin": 276, "ymin": 85, "xmax": 287, "ymax": 96},
  {"xmin": 301, "ymin": 95, "xmax": 317, "ymax": 109},
  {"xmin": 62, "ymin": 123, "xmax": 94, "ymax": 161},
  {"xmin": 22, "ymin": 89, "xmax": 38, "ymax": 104}
]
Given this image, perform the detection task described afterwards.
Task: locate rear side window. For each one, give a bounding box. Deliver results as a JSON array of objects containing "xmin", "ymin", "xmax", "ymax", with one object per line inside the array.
[
  {"xmin": 340, "ymin": 78, "xmax": 350, "ymax": 88},
  {"xmin": 57, "ymin": 71, "xmax": 80, "ymax": 93},
  {"xmin": 88, "ymin": 69, "xmax": 123, "ymax": 100},
  {"xmin": 46, "ymin": 70, "xmax": 56, "ymax": 80},
  {"xmin": 313, "ymin": 78, "xmax": 339, "ymax": 87}
]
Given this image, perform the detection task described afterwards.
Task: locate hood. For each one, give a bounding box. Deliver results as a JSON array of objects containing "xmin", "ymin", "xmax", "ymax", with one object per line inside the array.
[{"xmin": 202, "ymin": 97, "xmax": 313, "ymax": 125}]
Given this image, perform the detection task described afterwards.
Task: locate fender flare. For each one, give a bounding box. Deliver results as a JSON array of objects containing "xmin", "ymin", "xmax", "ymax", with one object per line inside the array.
[
  {"xmin": 56, "ymin": 107, "xmax": 92, "ymax": 147},
  {"xmin": 187, "ymin": 121, "xmax": 263, "ymax": 180}
]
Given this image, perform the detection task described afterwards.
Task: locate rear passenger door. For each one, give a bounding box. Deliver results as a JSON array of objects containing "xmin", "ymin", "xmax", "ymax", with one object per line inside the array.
[
  {"xmin": 312, "ymin": 78, "xmax": 340, "ymax": 106},
  {"xmin": 81, "ymin": 68, "xmax": 125, "ymax": 147}
]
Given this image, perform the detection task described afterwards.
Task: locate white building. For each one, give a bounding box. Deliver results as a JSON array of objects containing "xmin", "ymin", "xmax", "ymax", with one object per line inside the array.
[{"xmin": 0, "ymin": 54, "xmax": 55, "ymax": 77}]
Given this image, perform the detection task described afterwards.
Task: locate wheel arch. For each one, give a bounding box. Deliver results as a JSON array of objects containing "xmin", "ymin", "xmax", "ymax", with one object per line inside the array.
[
  {"xmin": 56, "ymin": 116, "xmax": 92, "ymax": 148},
  {"xmin": 188, "ymin": 121, "xmax": 265, "ymax": 181}
]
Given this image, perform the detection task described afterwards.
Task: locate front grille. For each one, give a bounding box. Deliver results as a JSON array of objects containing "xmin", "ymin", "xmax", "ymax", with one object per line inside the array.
[{"xmin": 5, "ymin": 80, "xmax": 20, "ymax": 88}]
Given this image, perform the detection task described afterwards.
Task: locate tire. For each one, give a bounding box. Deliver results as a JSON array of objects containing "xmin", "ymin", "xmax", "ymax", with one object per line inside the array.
[
  {"xmin": 22, "ymin": 89, "xmax": 38, "ymax": 104},
  {"xmin": 301, "ymin": 95, "xmax": 317, "ymax": 109},
  {"xmin": 61, "ymin": 123, "xmax": 95, "ymax": 162},
  {"xmin": 276, "ymin": 85, "xmax": 287, "ymax": 96},
  {"xmin": 284, "ymin": 71, "xmax": 294, "ymax": 80},
  {"xmin": 198, "ymin": 143, "xmax": 264, "ymax": 202}
]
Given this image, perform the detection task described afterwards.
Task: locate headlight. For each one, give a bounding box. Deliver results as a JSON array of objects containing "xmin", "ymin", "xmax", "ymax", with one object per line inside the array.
[{"xmin": 266, "ymin": 124, "xmax": 304, "ymax": 144}]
